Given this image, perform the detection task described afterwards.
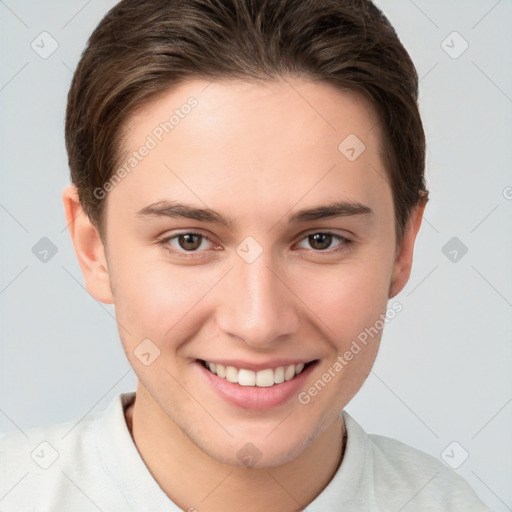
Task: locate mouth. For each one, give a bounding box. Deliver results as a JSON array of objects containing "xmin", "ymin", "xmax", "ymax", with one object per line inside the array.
[{"xmin": 198, "ymin": 359, "xmax": 317, "ymax": 388}]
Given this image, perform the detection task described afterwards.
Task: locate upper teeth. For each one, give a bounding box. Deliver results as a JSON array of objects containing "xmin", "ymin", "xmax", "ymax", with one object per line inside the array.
[{"xmin": 205, "ymin": 362, "xmax": 306, "ymax": 387}]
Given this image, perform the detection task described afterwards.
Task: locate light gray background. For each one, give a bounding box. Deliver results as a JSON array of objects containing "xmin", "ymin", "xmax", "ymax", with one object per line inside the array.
[{"xmin": 1, "ymin": 0, "xmax": 511, "ymax": 510}]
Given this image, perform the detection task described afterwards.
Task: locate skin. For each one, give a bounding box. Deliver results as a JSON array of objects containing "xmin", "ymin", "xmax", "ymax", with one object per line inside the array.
[{"xmin": 62, "ymin": 77, "xmax": 426, "ymax": 511}]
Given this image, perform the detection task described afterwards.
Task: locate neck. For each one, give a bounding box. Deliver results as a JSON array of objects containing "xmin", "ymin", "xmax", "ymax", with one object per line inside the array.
[{"xmin": 124, "ymin": 385, "xmax": 346, "ymax": 512}]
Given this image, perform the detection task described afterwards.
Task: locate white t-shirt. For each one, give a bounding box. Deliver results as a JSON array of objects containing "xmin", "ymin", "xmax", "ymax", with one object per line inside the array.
[{"xmin": 0, "ymin": 391, "xmax": 491, "ymax": 511}]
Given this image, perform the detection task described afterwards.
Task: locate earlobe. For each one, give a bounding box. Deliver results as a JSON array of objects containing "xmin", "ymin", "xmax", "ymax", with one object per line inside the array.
[
  {"xmin": 62, "ymin": 185, "xmax": 114, "ymax": 304},
  {"xmin": 388, "ymin": 200, "xmax": 427, "ymax": 298}
]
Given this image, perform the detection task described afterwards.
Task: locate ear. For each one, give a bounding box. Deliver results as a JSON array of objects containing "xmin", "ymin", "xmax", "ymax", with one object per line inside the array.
[
  {"xmin": 389, "ymin": 199, "xmax": 427, "ymax": 298},
  {"xmin": 62, "ymin": 185, "xmax": 114, "ymax": 304}
]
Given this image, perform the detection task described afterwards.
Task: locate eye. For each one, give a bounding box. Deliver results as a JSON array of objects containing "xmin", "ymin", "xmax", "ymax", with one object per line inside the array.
[
  {"xmin": 296, "ymin": 232, "xmax": 351, "ymax": 252},
  {"xmin": 158, "ymin": 230, "xmax": 352, "ymax": 258},
  {"xmin": 158, "ymin": 232, "xmax": 216, "ymax": 257}
]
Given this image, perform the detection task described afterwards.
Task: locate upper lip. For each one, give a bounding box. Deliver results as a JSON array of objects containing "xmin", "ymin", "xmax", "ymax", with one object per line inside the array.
[{"xmin": 198, "ymin": 358, "xmax": 317, "ymax": 372}]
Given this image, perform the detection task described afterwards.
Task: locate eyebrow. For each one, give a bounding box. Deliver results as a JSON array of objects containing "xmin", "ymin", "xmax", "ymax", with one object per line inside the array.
[
  {"xmin": 135, "ymin": 200, "xmax": 373, "ymax": 227},
  {"xmin": 288, "ymin": 201, "xmax": 373, "ymax": 223}
]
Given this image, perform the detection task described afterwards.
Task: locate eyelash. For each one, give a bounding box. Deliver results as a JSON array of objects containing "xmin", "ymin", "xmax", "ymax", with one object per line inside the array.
[{"xmin": 157, "ymin": 231, "xmax": 352, "ymax": 258}]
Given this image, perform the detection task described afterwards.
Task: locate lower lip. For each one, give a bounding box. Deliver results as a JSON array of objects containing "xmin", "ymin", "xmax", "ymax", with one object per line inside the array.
[{"xmin": 196, "ymin": 361, "xmax": 317, "ymax": 411}]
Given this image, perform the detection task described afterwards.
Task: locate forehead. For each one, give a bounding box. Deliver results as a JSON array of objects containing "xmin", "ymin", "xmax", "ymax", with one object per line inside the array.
[
  {"xmin": 111, "ymin": 77, "xmax": 391, "ymax": 222},
  {"xmin": 123, "ymin": 77, "xmax": 383, "ymax": 156}
]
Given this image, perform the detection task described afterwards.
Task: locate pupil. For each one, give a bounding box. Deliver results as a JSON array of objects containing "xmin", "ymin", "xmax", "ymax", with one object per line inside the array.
[
  {"xmin": 310, "ymin": 233, "xmax": 332, "ymax": 250},
  {"xmin": 180, "ymin": 234, "xmax": 200, "ymax": 250}
]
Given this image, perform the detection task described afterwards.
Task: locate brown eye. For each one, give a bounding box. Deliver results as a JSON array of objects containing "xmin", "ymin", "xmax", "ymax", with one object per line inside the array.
[
  {"xmin": 308, "ymin": 233, "xmax": 333, "ymax": 250},
  {"xmin": 296, "ymin": 232, "xmax": 351, "ymax": 253},
  {"xmin": 178, "ymin": 233, "xmax": 203, "ymax": 251},
  {"xmin": 158, "ymin": 232, "xmax": 215, "ymax": 257}
]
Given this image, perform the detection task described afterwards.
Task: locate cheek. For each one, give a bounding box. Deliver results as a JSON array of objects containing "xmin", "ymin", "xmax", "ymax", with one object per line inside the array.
[
  {"xmin": 111, "ymin": 253, "xmax": 218, "ymax": 343},
  {"xmin": 293, "ymin": 258, "xmax": 393, "ymax": 418},
  {"xmin": 291, "ymin": 253, "xmax": 393, "ymax": 344}
]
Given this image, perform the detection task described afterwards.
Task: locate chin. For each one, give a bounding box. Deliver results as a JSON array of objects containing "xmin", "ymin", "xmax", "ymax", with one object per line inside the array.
[{"xmin": 202, "ymin": 416, "xmax": 328, "ymax": 469}]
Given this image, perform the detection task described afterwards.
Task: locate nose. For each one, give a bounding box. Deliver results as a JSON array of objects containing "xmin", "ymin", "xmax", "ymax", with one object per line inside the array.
[{"xmin": 215, "ymin": 251, "xmax": 301, "ymax": 349}]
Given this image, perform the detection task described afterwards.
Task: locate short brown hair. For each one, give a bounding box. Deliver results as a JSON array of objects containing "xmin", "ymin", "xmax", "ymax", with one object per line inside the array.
[{"xmin": 65, "ymin": 0, "xmax": 428, "ymax": 245}]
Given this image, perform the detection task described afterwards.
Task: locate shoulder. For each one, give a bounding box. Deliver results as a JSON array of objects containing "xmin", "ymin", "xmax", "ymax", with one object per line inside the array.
[
  {"xmin": 0, "ymin": 409, "xmax": 98, "ymax": 474},
  {"xmin": 341, "ymin": 411, "xmax": 492, "ymax": 511},
  {"xmin": 0, "ymin": 409, "xmax": 99, "ymax": 505},
  {"xmin": 0, "ymin": 393, "xmax": 131, "ymax": 511}
]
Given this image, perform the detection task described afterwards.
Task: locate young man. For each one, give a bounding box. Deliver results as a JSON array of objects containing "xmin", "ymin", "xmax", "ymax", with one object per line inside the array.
[{"xmin": 0, "ymin": 0, "xmax": 491, "ymax": 510}]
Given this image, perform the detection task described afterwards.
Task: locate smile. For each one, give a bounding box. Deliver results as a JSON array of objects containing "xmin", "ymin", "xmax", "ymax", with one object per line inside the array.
[{"xmin": 200, "ymin": 360, "xmax": 313, "ymax": 388}]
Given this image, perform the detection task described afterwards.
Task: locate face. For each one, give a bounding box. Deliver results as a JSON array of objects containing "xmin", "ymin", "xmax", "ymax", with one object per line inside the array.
[{"xmin": 86, "ymin": 78, "xmax": 409, "ymax": 467}]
